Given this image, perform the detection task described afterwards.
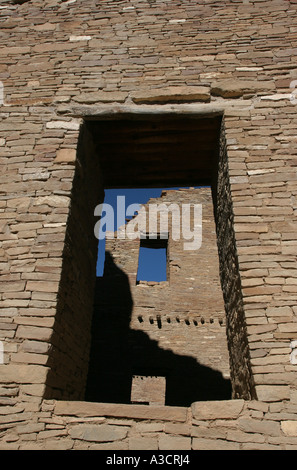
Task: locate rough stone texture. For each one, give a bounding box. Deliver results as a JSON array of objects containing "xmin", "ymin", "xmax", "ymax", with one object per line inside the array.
[
  {"xmin": 0, "ymin": 0, "xmax": 297, "ymax": 450},
  {"xmin": 211, "ymin": 80, "xmax": 275, "ymax": 98},
  {"xmin": 86, "ymin": 188, "xmax": 231, "ymax": 406},
  {"xmin": 191, "ymin": 399, "xmax": 244, "ymax": 420},
  {"xmin": 131, "ymin": 376, "xmax": 166, "ymax": 406},
  {"xmin": 215, "ymin": 122, "xmax": 256, "ymax": 400},
  {"xmin": 131, "ymin": 86, "xmax": 211, "ymax": 103}
]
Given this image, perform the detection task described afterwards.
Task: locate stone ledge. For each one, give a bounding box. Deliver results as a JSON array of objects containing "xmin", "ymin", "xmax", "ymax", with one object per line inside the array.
[
  {"xmin": 211, "ymin": 79, "xmax": 275, "ymax": 98},
  {"xmin": 57, "ymin": 103, "xmax": 226, "ymax": 119},
  {"xmin": 54, "ymin": 401, "xmax": 188, "ymax": 422},
  {"xmin": 191, "ymin": 399, "xmax": 245, "ymax": 420},
  {"xmin": 131, "ymin": 86, "xmax": 211, "ymax": 104}
]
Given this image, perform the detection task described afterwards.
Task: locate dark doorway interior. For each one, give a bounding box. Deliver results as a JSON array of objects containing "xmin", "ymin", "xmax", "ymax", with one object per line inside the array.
[
  {"xmin": 85, "ymin": 115, "xmax": 222, "ymax": 189},
  {"xmin": 85, "ymin": 114, "xmax": 232, "ymax": 406}
]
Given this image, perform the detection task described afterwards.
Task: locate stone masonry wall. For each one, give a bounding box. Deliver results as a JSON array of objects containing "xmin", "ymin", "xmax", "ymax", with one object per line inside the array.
[
  {"xmin": 1, "ymin": 0, "xmax": 297, "ymax": 450},
  {"xmin": 2, "ymin": 398, "xmax": 297, "ymax": 450},
  {"xmin": 44, "ymin": 124, "xmax": 105, "ymax": 400},
  {"xmin": 215, "ymin": 121, "xmax": 256, "ymax": 401},
  {"xmin": 86, "ymin": 188, "xmax": 231, "ymax": 406}
]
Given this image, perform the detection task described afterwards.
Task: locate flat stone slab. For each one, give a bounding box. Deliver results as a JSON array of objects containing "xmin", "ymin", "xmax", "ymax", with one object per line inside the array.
[
  {"xmin": 191, "ymin": 400, "xmax": 245, "ymax": 420},
  {"xmin": 54, "ymin": 400, "xmax": 188, "ymax": 422},
  {"xmin": 0, "ymin": 364, "xmax": 49, "ymax": 384},
  {"xmin": 55, "ymin": 148, "xmax": 76, "ymax": 164},
  {"xmin": 72, "ymin": 91, "xmax": 128, "ymax": 104},
  {"xmin": 256, "ymin": 385, "xmax": 290, "ymax": 402},
  {"xmin": 211, "ymin": 79, "xmax": 275, "ymax": 98},
  {"xmin": 69, "ymin": 424, "xmax": 129, "ymax": 442},
  {"xmin": 281, "ymin": 421, "xmax": 297, "ymax": 437},
  {"xmin": 131, "ymin": 86, "xmax": 210, "ymax": 104}
]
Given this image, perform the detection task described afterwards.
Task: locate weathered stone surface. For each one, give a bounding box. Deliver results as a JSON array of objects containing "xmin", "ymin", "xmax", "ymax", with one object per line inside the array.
[
  {"xmin": 281, "ymin": 421, "xmax": 297, "ymax": 437},
  {"xmin": 256, "ymin": 386, "xmax": 290, "ymax": 402},
  {"xmin": 0, "ymin": 364, "xmax": 48, "ymax": 384},
  {"xmin": 54, "ymin": 401, "xmax": 188, "ymax": 422},
  {"xmin": 131, "ymin": 86, "xmax": 210, "ymax": 103},
  {"xmin": 211, "ymin": 80, "xmax": 275, "ymax": 98},
  {"xmin": 129, "ymin": 437, "xmax": 158, "ymax": 450},
  {"xmin": 88, "ymin": 441, "xmax": 129, "ymax": 450},
  {"xmin": 191, "ymin": 400, "xmax": 245, "ymax": 420},
  {"xmin": 238, "ymin": 418, "xmax": 280, "ymax": 436},
  {"xmin": 33, "ymin": 196, "xmax": 70, "ymax": 208},
  {"xmin": 69, "ymin": 424, "xmax": 129, "ymax": 442},
  {"xmin": 44, "ymin": 439, "xmax": 74, "ymax": 450},
  {"xmin": 158, "ymin": 435, "xmax": 191, "ymax": 450},
  {"xmin": 73, "ymin": 91, "xmax": 128, "ymax": 104},
  {"xmin": 45, "ymin": 120, "xmax": 81, "ymax": 130},
  {"xmin": 16, "ymin": 423, "xmax": 45, "ymax": 434},
  {"xmin": 54, "ymin": 149, "xmax": 76, "ymax": 164},
  {"xmin": 192, "ymin": 438, "xmax": 240, "ymax": 450},
  {"xmin": 25, "ymin": 281, "xmax": 59, "ymax": 294},
  {"xmin": 16, "ymin": 325, "xmax": 52, "ymax": 341}
]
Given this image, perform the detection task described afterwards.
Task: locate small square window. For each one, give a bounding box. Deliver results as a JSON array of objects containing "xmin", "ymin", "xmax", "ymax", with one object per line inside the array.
[{"xmin": 136, "ymin": 236, "xmax": 168, "ymax": 283}]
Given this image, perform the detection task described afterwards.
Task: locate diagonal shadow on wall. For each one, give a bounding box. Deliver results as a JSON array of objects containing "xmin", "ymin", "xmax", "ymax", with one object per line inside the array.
[{"xmin": 85, "ymin": 252, "xmax": 232, "ymax": 407}]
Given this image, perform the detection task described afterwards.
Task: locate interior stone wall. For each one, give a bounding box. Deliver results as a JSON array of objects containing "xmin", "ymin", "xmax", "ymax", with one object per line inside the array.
[
  {"xmin": 44, "ymin": 124, "xmax": 105, "ymax": 400},
  {"xmin": 214, "ymin": 120, "xmax": 256, "ymax": 401},
  {"xmin": 86, "ymin": 187, "xmax": 232, "ymax": 407}
]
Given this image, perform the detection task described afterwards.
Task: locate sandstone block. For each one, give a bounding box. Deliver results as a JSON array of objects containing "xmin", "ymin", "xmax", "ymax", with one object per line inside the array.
[
  {"xmin": 69, "ymin": 424, "xmax": 129, "ymax": 442},
  {"xmin": 46, "ymin": 120, "xmax": 80, "ymax": 130},
  {"xmin": 0, "ymin": 364, "xmax": 48, "ymax": 384},
  {"xmin": 88, "ymin": 441, "xmax": 129, "ymax": 450},
  {"xmin": 192, "ymin": 437, "xmax": 240, "ymax": 450},
  {"xmin": 131, "ymin": 86, "xmax": 210, "ymax": 104},
  {"xmin": 164, "ymin": 423, "xmax": 191, "ymax": 436},
  {"xmin": 21, "ymin": 340, "xmax": 51, "ymax": 354},
  {"xmin": 0, "ymin": 282, "xmax": 25, "ymax": 293},
  {"xmin": 158, "ymin": 435, "xmax": 191, "ymax": 450},
  {"xmin": 33, "ymin": 196, "xmax": 70, "ymax": 208},
  {"xmin": 26, "ymin": 281, "xmax": 59, "ymax": 293},
  {"xmin": 16, "ymin": 423, "xmax": 45, "ymax": 434},
  {"xmin": 266, "ymin": 307, "xmax": 293, "ymax": 317},
  {"xmin": 129, "ymin": 437, "xmax": 158, "ymax": 450},
  {"xmin": 278, "ymin": 324, "xmax": 297, "ymax": 333},
  {"xmin": 256, "ymin": 385, "xmax": 290, "ymax": 402},
  {"xmin": 191, "ymin": 400, "xmax": 244, "ymax": 420},
  {"xmin": 16, "ymin": 325, "xmax": 52, "ymax": 341},
  {"xmin": 38, "ymin": 429, "xmax": 68, "ymax": 439},
  {"xmin": 12, "ymin": 352, "xmax": 48, "ymax": 365},
  {"xmin": 226, "ymin": 430, "xmax": 265, "ymax": 443},
  {"xmin": 238, "ymin": 418, "xmax": 280, "ymax": 436},
  {"xmin": 54, "ymin": 401, "xmax": 188, "ymax": 422},
  {"xmin": 22, "ymin": 384, "xmax": 46, "ymax": 397},
  {"xmin": 14, "ymin": 316, "xmax": 54, "ymax": 328},
  {"xmin": 135, "ymin": 422, "xmax": 163, "ymax": 433},
  {"xmin": 281, "ymin": 421, "xmax": 297, "ymax": 436},
  {"xmin": 72, "ymin": 91, "xmax": 128, "ymax": 104},
  {"xmin": 211, "ymin": 79, "xmax": 275, "ymax": 98},
  {"xmin": 44, "ymin": 439, "xmax": 74, "ymax": 450},
  {"xmin": 55, "ymin": 148, "xmax": 76, "ymax": 163}
]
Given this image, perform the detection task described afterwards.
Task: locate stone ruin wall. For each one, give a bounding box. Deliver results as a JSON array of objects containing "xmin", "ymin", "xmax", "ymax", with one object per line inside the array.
[
  {"xmin": 86, "ymin": 188, "xmax": 231, "ymax": 406},
  {"xmin": 0, "ymin": 0, "xmax": 297, "ymax": 450}
]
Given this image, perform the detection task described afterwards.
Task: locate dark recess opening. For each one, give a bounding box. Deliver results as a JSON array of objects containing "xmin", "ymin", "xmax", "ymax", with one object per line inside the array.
[
  {"xmin": 85, "ymin": 115, "xmax": 222, "ymax": 189},
  {"xmin": 84, "ymin": 113, "xmax": 233, "ymax": 406}
]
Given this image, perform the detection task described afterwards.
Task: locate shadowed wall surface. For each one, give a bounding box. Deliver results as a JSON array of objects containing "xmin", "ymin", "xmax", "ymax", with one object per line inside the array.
[{"xmin": 86, "ymin": 188, "xmax": 232, "ymax": 406}]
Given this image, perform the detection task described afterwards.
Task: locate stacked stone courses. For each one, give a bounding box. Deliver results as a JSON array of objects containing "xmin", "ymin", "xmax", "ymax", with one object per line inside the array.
[{"xmin": 0, "ymin": 0, "xmax": 297, "ymax": 450}]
